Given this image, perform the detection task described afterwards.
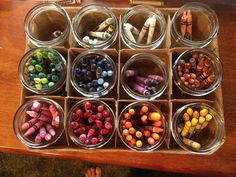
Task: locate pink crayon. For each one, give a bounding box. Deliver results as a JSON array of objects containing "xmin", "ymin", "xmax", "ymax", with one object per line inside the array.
[
  {"xmin": 52, "ymin": 116, "xmax": 60, "ymax": 127},
  {"xmin": 38, "ymin": 114, "xmax": 52, "ymax": 123},
  {"xmin": 41, "ymin": 110, "xmax": 52, "ymax": 118},
  {"xmin": 31, "ymin": 101, "xmax": 42, "ymax": 111},
  {"xmin": 148, "ymin": 74, "xmax": 164, "ymax": 82},
  {"xmin": 49, "ymin": 104, "xmax": 56, "ymax": 114},
  {"xmin": 24, "ymin": 121, "xmax": 44, "ymax": 137},
  {"xmin": 49, "ymin": 104, "xmax": 60, "ymax": 127},
  {"xmin": 132, "ymin": 76, "xmax": 158, "ymax": 86},
  {"xmin": 46, "ymin": 124, "xmax": 56, "ymax": 136},
  {"xmin": 125, "ymin": 70, "xmax": 138, "ymax": 77},
  {"xmin": 45, "ymin": 133, "xmax": 52, "ymax": 141},
  {"xmin": 34, "ymin": 132, "xmax": 42, "ymax": 143},
  {"xmin": 26, "ymin": 111, "xmax": 39, "ymax": 118},
  {"xmin": 21, "ymin": 118, "xmax": 38, "ymax": 131},
  {"xmin": 39, "ymin": 127, "xmax": 46, "ymax": 138},
  {"xmin": 128, "ymin": 81, "xmax": 151, "ymax": 95},
  {"xmin": 135, "ymin": 81, "xmax": 150, "ymax": 89}
]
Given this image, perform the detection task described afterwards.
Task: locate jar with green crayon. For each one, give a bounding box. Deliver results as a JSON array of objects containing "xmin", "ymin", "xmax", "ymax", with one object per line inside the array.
[{"xmin": 18, "ymin": 47, "xmax": 67, "ymax": 94}]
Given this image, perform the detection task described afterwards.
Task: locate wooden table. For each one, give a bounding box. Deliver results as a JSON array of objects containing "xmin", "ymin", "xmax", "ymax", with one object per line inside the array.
[{"xmin": 0, "ymin": 0, "xmax": 235, "ymax": 176}]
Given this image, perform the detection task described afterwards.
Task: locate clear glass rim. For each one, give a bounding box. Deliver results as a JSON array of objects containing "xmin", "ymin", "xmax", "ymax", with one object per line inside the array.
[
  {"xmin": 13, "ymin": 97, "xmax": 65, "ymax": 148},
  {"xmin": 121, "ymin": 53, "xmax": 168, "ymax": 100},
  {"xmin": 171, "ymin": 2, "xmax": 219, "ymax": 47},
  {"xmin": 70, "ymin": 50, "xmax": 117, "ymax": 97},
  {"xmin": 67, "ymin": 98, "xmax": 116, "ymax": 149},
  {"xmin": 18, "ymin": 47, "xmax": 67, "ymax": 94},
  {"xmin": 24, "ymin": 2, "xmax": 71, "ymax": 47},
  {"xmin": 173, "ymin": 48, "xmax": 223, "ymax": 96},
  {"xmin": 117, "ymin": 101, "xmax": 167, "ymax": 152},
  {"xmin": 121, "ymin": 5, "xmax": 166, "ymax": 49},
  {"xmin": 72, "ymin": 3, "xmax": 118, "ymax": 49},
  {"xmin": 171, "ymin": 103, "xmax": 225, "ymax": 154}
]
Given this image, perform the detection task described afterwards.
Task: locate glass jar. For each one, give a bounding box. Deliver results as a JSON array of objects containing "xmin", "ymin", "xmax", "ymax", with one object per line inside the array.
[
  {"xmin": 72, "ymin": 3, "xmax": 118, "ymax": 49},
  {"xmin": 173, "ymin": 48, "xmax": 223, "ymax": 96},
  {"xmin": 70, "ymin": 50, "xmax": 117, "ymax": 97},
  {"xmin": 13, "ymin": 97, "xmax": 64, "ymax": 148},
  {"xmin": 121, "ymin": 5, "xmax": 166, "ymax": 49},
  {"xmin": 171, "ymin": 2, "xmax": 219, "ymax": 47},
  {"xmin": 18, "ymin": 47, "xmax": 67, "ymax": 94},
  {"xmin": 121, "ymin": 53, "xmax": 168, "ymax": 100},
  {"xmin": 67, "ymin": 98, "xmax": 116, "ymax": 149},
  {"xmin": 171, "ymin": 103, "xmax": 225, "ymax": 154},
  {"xmin": 118, "ymin": 102, "xmax": 167, "ymax": 151},
  {"xmin": 24, "ymin": 3, "xmax": 71, "ymax": 47}
]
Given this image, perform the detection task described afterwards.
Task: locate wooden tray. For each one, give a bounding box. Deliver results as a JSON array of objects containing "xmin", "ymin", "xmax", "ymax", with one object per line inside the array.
[{"xmin": 21, "ymin": 7, "xmax": 225, "ymax": 154}]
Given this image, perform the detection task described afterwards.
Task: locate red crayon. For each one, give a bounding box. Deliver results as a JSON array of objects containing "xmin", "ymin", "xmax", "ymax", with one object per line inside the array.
[
  {"xmin": 35, "ymin": 132, "xmax": 42, "ymax": 143},
  {"xmin": 24, "ymin": 121, "xmax": 44, "ymax": 137},
  {"xmin": 128, "ymin": 81, "xmax": 150, "ymax": 95},
  {"xmin": 21, "ymin": 118, "xmax": 38, "ymax": 131}
]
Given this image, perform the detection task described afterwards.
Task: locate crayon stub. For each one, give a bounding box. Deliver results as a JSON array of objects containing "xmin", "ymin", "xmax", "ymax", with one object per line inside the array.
[{"xmin": 183, "ymin": 138, "xmax": 201, "ymax": 150}]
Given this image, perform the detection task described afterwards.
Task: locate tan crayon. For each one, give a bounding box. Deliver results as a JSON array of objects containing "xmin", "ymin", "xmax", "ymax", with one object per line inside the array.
[
  {"xmin": 88, "ymin": 31, "xmax": 111, "ymax": 40},
  {"xmin": 124, "ymin": 26, "xmax": 136, "ymax": 42},
  {"xmin": 124, "ymin": 23, "xmax": 140, "ymax": 35},
  {"xmin": 94, "ymin": 18, "xmax": 112, "ymax": 32},
  {"xmin": 137, "ymin": 17, "xmax": 152, "ymax": 43},
  {"xmin": 147, "ymin": 14, "xmax": 157, "ymax": 44}
]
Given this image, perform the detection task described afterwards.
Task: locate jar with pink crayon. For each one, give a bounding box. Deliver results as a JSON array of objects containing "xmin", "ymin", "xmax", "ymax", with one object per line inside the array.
[{"xmin": 13, "ymin": 97, "xmax": 64, "ymax": 148}]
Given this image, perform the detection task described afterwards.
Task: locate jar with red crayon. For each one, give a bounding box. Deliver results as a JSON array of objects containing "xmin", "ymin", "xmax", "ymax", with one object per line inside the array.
[{"xmin": 13, "ymin": 97, "xmax": 64, "ymax": 148}]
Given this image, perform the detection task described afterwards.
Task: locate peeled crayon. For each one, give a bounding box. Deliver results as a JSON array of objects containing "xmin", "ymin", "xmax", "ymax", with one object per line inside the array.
[
  {"xmin": 24, "ymin": 121, "xmax": 44, "ymax": 137},
  {"xmin": 26, "ymin": 111, "xmax": 39, "ymax": 118},
  {"xmin": 128, "ymin": 81, "xmax": 150, "ymax": 95},
  {"xmin": 46, "ymin": 124, "xmax": 56, "ymax": 136},
  {"xmin": 21, "ymin": 118, "xmax": 38, "ymax": 131}
]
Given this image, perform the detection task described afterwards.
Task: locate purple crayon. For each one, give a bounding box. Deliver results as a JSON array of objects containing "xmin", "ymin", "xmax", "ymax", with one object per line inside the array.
[
  {"xmin": 148, "ymin": 74, "xmax": 164, "ymax": 82},
  {"xmin": 34, "ymin": 132, "xmax": 42, "ymax": 143},
  {"xmin": 129, "ymin": 81, "xmax": 150, "ymax": 95},
  {"xmin": 45, "ymin": 133, "xmax": 52, "ymax": 141},
  {"xmin": 21, "ymin": 118, "xmax": 38, "ymax": 131},
  {"xmin": 26, "ymin": 111, "xmax": 39, "ymax": 118},
  {"xmin": 39, "ymin": 127, "xmax": 46, "ymax": 138},
  {"xmin": 135, "ymin": 81, "xmax": 150, "ymax": 89},
  {"xmin": 125, "ymin": 70, "xmax": 138, "ymax": 77},
  {"xmin": 132, "ymin": 76, "xmax": 158, "ymax": 86},
  {"xmin": 46, "ymin": 124, "xmax": 56, "ymax": 136},
  {"xmin": 24, "ymin": 121, "xmax": 44, "ymax": 137},
  {"xmin": 31, "ymin": 101, "xmax": 42, "ymax": 112}
]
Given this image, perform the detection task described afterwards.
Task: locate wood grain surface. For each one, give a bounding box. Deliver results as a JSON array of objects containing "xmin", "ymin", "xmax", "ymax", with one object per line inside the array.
[{"xmin": 0, "ymin": 0, "xmax": 235, "ymax": 177}]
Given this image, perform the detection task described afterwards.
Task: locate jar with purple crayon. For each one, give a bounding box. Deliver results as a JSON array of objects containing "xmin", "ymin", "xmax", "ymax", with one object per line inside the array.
[
  {"xmin": 13, "ymin": 97, "xmax": 64, "ymax": 148},
  {"xmin": 70, "ymin": 50, "xmax": 117, "ymax": 97},
  {"xmin": 67, "ymin": 99, "xmax": 116, "ymax": 149},
  {"xmin": 121, "ymin": 53, "xmax": 168, "ymax": 100},
  {"xmin": 18, "ymin": 47, "xmax": 67, "ymax": 94}
]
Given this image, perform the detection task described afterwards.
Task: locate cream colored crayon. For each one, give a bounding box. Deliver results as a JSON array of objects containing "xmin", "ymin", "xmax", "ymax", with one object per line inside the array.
[
  {"xmin": 94, "ymin": 18, "xmax": 112, "ymax": 32},
  {"xmin": 147, "ymin": 15, "xmax": 157, "ymax": 44},
  {"xmin": 137, "ymin": 17, "xmax": 152, "ymax": 43}
]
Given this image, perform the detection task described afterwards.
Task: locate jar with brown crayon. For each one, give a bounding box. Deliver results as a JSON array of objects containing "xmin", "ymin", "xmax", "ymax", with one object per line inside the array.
[
  {"xmin": 173, "ymin": 48, "xmax": 223, "ymax": 96},
  {"xmin": 171, "ymin": 2, "xmax": 219, "ymax": 47}
]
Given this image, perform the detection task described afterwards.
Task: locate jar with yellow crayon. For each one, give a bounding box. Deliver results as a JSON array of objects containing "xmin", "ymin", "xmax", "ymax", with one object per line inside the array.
[{"xmin": 171, "ymin": 103, "xmax": 225, "ymax": 154}]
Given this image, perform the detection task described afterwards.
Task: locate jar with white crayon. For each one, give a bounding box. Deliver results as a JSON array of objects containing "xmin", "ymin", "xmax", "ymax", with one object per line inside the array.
[
  {"xmin": 72, "ymin": 3, "xmax": 118, "ymax": 49},
  {"xmin": 121, "ymin": 5, "xmax": 166, "ymax": 49},
  {"xmin": 13, "ymin": 97, "xmax": 64, "ymax": 148}
]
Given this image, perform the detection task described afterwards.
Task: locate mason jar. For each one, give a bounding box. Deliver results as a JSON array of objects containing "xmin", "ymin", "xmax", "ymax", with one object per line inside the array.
[
  {"xmin": 72, "ymin": 3, "xmax": 118, "ymax": 49},
  {"xmin": 24, "ymin": 3, "xmax": 71, "ymax": 47}
]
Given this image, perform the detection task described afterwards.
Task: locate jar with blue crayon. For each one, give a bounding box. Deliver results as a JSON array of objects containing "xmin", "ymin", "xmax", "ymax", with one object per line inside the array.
[
  {"xmin": 70, "ymin": 50, "xmax": 117, "ymax": 97},
  {"xmin": 18, "ymin": 47, "xmax": 67, "ymax": 94}
]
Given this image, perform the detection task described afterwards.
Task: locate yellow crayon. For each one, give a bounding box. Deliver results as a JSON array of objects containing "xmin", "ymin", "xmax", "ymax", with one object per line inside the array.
[
  {"xmin": 186, "ymin": 107, "xmax": 193, "ymax": 116},
  {"xmin": 195, "ymin": 116, "xmax": 206, "ymax": 130},
  {"xmin": 182, "ymin": 113, "xmax": 190, "ymax": 122},
  {"xmin": 181, "ymin": 121, "xmax": 191, "ymax": 137},
  {"xmin": 189, "ymin": 118, "xmax": 198, "ymax": 136},
  {"xmin": 183, "ymin": 138, "xmax": 201, "ymax": 150},
  {"xmin": 192, "ymin": 111, "xmax": 199, "ymax": 119},
  {"xmin": 200, "ymin": 114, "xmax": 212, "ymax": 130},
  {"xmin": 200, "ymin": 108, "xmax": 208, "ymax": 117}
]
